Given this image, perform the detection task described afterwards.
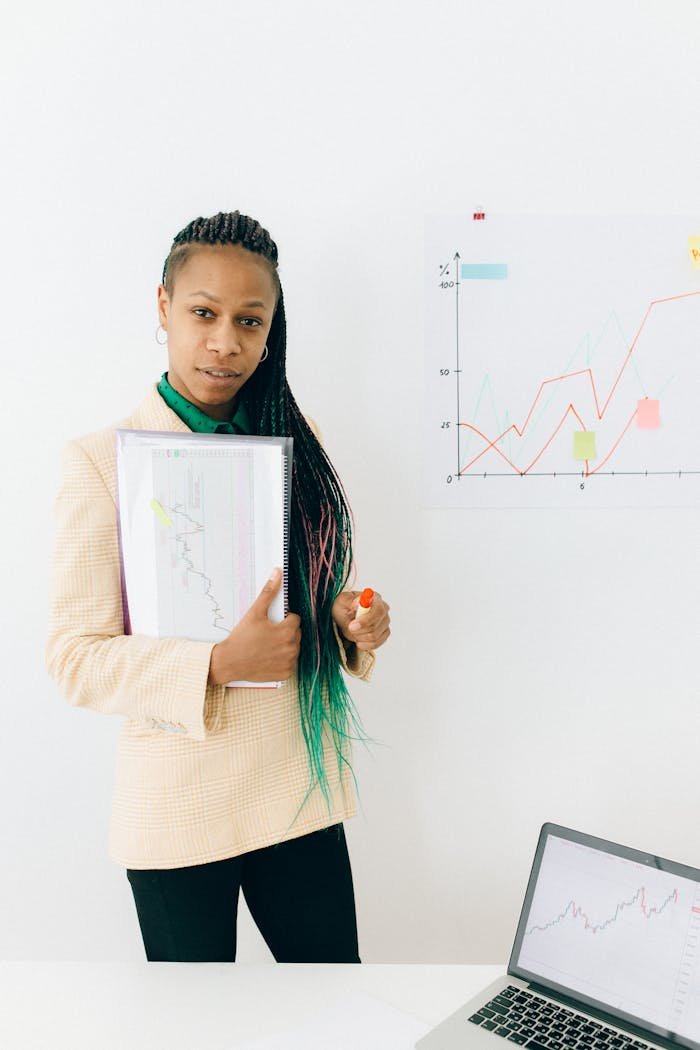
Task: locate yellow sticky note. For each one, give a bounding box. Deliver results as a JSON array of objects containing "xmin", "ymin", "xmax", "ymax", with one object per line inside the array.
[
  {"xmin": 573, "ymin": 431, "xmax": 596, "ymax": 461},
  {"xmin": 689, "ymin": 236, "xmax": 700, "ymax": 270},
  {"xmin": 150, "ymin": 498, "xmax": 173, "ymax": 528}
]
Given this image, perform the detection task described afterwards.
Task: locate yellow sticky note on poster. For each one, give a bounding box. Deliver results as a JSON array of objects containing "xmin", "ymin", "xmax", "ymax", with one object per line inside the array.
[
  {"xmin": 573, "ymin": 431, "xmax": 596, "ymax": 461},
  {"xmin": 689, "ymin": 236, "xmax": 700, "ymax": 270}
]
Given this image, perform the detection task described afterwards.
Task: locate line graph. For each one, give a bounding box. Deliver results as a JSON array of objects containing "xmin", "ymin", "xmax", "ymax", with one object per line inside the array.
[
  {"xmin": 458, "ymin": 291, "xmax": 700, "ymax": 478},
  {"xmin": 527, "ymin": 885, "xmax": 679, "ymax": 936},
  {"xmin": 152, "ymin": 448, "xmax": 256, "ymax": 642},
  {"xmin": 163, "ymin": 503, "xmax": 228, "ymax": 634},
  {"xmin": 424, "ymin": 213, "xmax": 700, "ymax": 508},
  {"xmin": 463, "ymin": 305, "xmax": 658, "ymax": 467}
]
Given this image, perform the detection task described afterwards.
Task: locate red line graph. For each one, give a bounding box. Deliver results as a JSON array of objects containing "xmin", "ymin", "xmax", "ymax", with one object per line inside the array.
[
  {"xmin": 458, "ymin": 290, "xmax": 700, "ymax": 478},
  {"xmin": 527, "ymin": 885, "xmax": 679, "ymax": 937}
]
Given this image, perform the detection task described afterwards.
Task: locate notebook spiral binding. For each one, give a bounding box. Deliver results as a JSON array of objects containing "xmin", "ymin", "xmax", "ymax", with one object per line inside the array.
[{"xmin": 281, "ymin": 438, "xmax": 294, "ymax": 618}]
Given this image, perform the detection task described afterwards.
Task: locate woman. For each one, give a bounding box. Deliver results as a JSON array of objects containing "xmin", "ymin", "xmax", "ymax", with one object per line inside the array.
[{"xmin": 46, "ymin": 210, "xmax": 391, "ymax": 962}]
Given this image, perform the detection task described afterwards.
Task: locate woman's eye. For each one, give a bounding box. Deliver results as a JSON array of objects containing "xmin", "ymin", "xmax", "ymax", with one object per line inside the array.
[{"xmin": 192, "ymin": 309, "xmax": 260, "ymax": 326}]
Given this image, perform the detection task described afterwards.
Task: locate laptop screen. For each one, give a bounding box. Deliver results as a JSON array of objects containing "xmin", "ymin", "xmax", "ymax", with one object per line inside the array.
[{"xmin": 509, "ymin": 825, "xmax": 700, "ymax": 1050}]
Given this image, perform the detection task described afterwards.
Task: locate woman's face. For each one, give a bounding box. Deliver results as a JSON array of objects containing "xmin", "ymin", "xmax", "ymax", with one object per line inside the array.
[{"xmin": 157, "ymin": 243, "xmax": 277, "ymax": 421}]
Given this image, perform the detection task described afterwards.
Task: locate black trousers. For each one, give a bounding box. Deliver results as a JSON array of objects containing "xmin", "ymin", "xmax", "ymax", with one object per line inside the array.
[{"xmin": 126, "ymin": 823, "xmax": 360, "ymax": 962}]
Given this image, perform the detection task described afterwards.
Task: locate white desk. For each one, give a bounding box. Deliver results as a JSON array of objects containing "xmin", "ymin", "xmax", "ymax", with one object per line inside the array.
[{"xmin": 0, "ymin": 962, "xmax": 503, "ymax": 1049}]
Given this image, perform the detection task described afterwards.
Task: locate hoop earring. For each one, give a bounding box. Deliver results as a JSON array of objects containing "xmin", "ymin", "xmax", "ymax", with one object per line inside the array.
[
  {"xmin": 260, "ymin": 344, "xmax": 269, "ymax": 362},
  {"xmin": 155, "ymin": 324, "xmax": 168, "ymax": 346}
]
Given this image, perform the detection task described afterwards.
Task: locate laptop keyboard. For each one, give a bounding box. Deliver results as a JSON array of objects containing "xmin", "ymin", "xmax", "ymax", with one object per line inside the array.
[{"xmin": 468, "ymin": 985, "xmax": 652, "ymax": 1050}]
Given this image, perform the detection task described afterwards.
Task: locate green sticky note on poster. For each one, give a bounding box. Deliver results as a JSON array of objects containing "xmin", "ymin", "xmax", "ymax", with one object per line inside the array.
[{"xmin": 573, "ymin": 431, "xmax": 596, "ymax": 461}]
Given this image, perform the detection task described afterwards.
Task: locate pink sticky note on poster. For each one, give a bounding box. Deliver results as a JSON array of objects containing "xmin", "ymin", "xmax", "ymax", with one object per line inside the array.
[{"xmin": 636, "ymin": 398, "xmax": 660, "ymax": 429}]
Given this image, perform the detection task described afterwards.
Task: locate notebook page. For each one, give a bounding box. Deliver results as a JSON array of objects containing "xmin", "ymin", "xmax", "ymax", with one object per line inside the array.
[{"xmin": 116, "ymin": 429, "xmax": 292, "ymax": 688}]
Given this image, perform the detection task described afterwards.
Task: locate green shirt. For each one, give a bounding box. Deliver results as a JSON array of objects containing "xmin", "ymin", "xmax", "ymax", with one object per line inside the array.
[{"xmin": 157, "ymin": 372, "xmax": 251, "ymax": 434}]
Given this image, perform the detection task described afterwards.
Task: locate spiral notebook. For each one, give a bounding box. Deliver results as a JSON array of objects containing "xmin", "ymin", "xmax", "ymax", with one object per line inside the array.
[{"xmin": 115, "ymin": 428, "xmax": 293, "ymax": 688}]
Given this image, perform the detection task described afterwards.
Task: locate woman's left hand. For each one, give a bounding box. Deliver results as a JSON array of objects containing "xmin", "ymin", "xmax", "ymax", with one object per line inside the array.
[{"xmin": 331, "ymin": 590, "xmax": 391, "ymax": 652}]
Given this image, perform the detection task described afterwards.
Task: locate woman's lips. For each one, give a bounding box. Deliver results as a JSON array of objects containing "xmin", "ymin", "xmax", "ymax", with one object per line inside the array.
[{"xmin": 198, "ymin": 368, "xmax": 241, "ymax": 386}]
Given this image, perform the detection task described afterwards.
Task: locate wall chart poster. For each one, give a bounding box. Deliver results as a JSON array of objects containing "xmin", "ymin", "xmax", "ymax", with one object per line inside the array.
[{"xmin": 424, "ymin": 214, "xmax": 700, "ymax": 509}]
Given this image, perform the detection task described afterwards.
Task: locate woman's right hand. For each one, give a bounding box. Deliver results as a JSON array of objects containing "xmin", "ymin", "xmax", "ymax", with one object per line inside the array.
[{"xmin": 207, "ymin": 568, "xmax": 301, "ymax": 685}]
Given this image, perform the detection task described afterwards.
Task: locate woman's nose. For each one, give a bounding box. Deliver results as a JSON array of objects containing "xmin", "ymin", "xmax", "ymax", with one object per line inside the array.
[{"xmin": 208, "ymin": 320, "xmax": 243, "ymax": 355}]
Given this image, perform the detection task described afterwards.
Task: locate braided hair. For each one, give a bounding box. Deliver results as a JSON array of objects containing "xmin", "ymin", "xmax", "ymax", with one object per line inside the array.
[{"xmin": 162, "ymin": 211, "xmax": 366, "ymax": 809}]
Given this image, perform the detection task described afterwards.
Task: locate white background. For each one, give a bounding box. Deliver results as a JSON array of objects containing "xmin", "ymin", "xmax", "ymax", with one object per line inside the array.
[{"xmin": 2, "ymin": 0, "xmax": 699, "ymax": 963}]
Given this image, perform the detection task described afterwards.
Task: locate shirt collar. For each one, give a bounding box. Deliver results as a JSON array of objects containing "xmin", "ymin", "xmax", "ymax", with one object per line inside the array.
[{"xmin": 156, "ymin": 372, "xmax": 251, "ymax": 434}]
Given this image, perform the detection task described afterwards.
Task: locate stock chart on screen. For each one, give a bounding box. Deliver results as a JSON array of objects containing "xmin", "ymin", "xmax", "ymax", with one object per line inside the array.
[{"xmin": 517, "ymin": 834, "xmax": 700, "ymax": 1039}]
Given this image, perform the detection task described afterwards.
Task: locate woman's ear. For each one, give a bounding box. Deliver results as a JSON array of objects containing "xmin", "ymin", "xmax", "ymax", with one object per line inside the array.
[{"xmin": 156, "ymin": 284, "xmax": 169, "ymax": 327}]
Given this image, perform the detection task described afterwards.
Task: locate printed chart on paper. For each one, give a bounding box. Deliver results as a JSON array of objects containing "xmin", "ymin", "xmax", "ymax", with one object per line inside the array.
[
  {"xmin": 151, "ymin": 448, "xmax": 257, "ymax": 641},
  {"xmin": 424, "ymin": 214, "xmax": 700, "ymax": 508}
]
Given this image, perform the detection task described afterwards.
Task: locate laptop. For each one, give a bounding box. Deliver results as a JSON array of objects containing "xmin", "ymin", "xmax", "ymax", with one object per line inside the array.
[{"xmin": 416, "ymin": 822, "xmax": 700, "ymax": 1050}]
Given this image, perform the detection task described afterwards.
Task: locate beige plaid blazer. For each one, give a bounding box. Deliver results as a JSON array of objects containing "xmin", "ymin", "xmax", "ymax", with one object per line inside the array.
[{"xmin": 45, "ymin": 384, "xmax": 374, "ymax": 869}]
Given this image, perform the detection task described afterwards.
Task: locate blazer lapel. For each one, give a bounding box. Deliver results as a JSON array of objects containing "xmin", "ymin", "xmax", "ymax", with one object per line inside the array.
[
  {"xmin": 128, "ymin": 383, "xmax": 192, "ymax": 434},
  {"xmin": 98, "ymin": 385, "xmax": 192, "ymax": 503}
]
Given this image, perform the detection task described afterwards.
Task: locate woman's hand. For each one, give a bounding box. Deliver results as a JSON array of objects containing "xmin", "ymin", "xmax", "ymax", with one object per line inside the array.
[
  {"xmin": 331, "ymin": 590, "xmax": 391, "ymax": 652},
  {"xmin": 208, "ymin": 568, "xmax": 301, "ymax": 685}
]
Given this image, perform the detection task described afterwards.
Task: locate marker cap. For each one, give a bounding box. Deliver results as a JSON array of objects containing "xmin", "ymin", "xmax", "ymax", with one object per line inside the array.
[{"xmin": 359, "ymin": 588, "xmax": 374, "ymax": 609}]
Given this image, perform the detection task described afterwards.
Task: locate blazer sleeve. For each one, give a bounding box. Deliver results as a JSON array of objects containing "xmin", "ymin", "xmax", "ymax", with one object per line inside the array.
[
  {"xmin": 45, "ymin": 439, "xmax": 226, "ymax": 740},
  {"xmin": 304, "ymin": 414, "xmax": 375, "ymax": 683},
  {"xmin": 333, "ymin": 621, "xmax": 375, "ymax": 681}
]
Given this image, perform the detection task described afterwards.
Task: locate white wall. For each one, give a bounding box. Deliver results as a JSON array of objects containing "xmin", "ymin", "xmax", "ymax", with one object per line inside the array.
[{"xmin": 3, "ymin": 0, "xmax": 699, "ymax": 962}]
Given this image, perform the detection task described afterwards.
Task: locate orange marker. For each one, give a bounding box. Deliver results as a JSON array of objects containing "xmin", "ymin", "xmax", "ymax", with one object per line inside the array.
[{"xmin": 354, "ymin": 588, "xmax": 374, "ymax": 620}]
